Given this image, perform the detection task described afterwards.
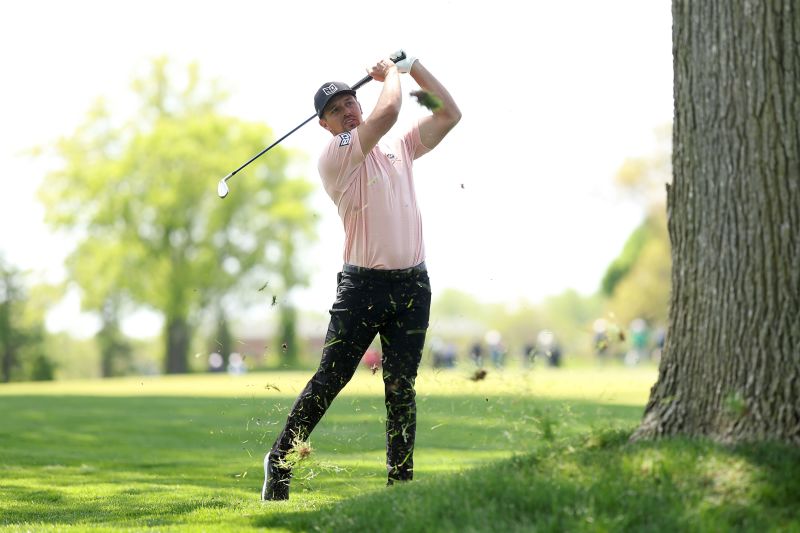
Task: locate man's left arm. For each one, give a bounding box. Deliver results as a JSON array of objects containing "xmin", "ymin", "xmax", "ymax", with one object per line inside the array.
[{"xmin": 407, "ymin": 60, "xmax": 462, "ymax": 152}]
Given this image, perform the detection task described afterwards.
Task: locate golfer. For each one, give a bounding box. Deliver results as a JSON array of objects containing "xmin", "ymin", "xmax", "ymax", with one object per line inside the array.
[{"xmin": 262, "ymin": 52, "xmax": 461, "ymax": 500}]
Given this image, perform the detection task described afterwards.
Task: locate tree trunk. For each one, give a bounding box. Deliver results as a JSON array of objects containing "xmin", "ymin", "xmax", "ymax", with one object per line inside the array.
[
  {"xmin": 278, "ymin": 304, "xmax": 299, "ymax": 367},
  {"xmin": 98, "ymin": 298, "xmax": 131, "ymax": 378},
  {"xmin": 1, "ymin": 270, "xmax": 20, "ymax": 383},
  {"xmin": 633, "ymin": 0, "xmax": 800, "ymax": 444},
  {"xmin": 277, "ymin": 233, "xmax": 302, "ymax": 367},
  {"xmin": 165, "ymin": 316, "xmax": 191, "ymax": 374},
  {"xmin": 1, "ymin": 303, "xmax": 12, "ymax": 383},
  {"xmin": 210, "ymin": 310, "xmax": 233, "ymax": 369}
]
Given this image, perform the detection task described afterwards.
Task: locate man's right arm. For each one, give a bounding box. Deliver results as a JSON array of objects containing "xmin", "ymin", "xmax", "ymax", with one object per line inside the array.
[{"xmin": 356, "ymin": 58, "xmax": 402, "ymax": 156}]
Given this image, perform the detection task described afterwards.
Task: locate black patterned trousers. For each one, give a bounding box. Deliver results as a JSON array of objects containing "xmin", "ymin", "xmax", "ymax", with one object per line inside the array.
[{"xmin": 268, "ymin": 263, "xmax": 432, "ymax": 482}]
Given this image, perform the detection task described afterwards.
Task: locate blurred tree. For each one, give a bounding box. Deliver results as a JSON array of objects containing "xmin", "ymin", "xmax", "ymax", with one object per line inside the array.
[
  {"xmin": 600, "ymin": 221, "xmax": 653, "ymax": 297},
  {"xmin": 502, "ymin": 302, "xmax": 545, "ymax": 350},
  {"xmin": 96, "ymin": 296, "xmax": 132, "ymax": 377},
  {"xmin": 39, "ymin": 58, "xmax": 317, "ymax": 374},
  {"xmin": 431, "ymin": 288, "xmax": 487, "ymax": 321},
  {"xmin": 0, "ymin": 256, "xmax": 57, "ymax": 382},
  {"xmin": 0, "ymin": 256, "xmax": 25, "ymax": 382},
  {"xmin": 44, "ymin": 332, "xmax": 100, "ymax": 379},
  {"xmin": 602, "ymin": 125, "xmax": 672, "ymax": 329},
  {"xmin": 271, "ymin": 180, "xmax": 316, "ymax": 367},
  {"xmin": 208, "ymin": 309, "xmax": 234, "ymax": 370},
  {"xmin": 634, "ymin": 0, "xmax": 799, "ymax": 444},
  {"xmin": 604, "ymin": 212, "xmax": 671, "ymax": 326},
  {"xmin": 614, "ymin": 124, "xmax": 671, "ymax": 209},
  {"xmin": 277, "ymin": 304, "xmax": 299, "ymax": 366},
  {"xmin": 65, "ymin": 231, "xmax": 136, "ymax": 377},
  {"xmin": 540, "ymin": 289, "xmax": 604, "ymax": 359},
  {"xmin": 427, "ymin": 287, "xmax": 602, "ymax": 362},
  {"xmin": 19, "ymin": 284, "xmax": 60, "ymax": 381}
]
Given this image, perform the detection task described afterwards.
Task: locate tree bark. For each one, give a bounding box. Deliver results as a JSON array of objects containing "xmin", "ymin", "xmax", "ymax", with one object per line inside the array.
[{"xmin": 633, "ymin": 0, "xmax": 800, "ymax": 444}]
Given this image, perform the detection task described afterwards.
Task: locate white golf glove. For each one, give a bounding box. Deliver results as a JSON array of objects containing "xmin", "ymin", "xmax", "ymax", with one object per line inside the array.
[{"xmin": 395, "ymin": 51, "xmax": 418, "ymax": 74}]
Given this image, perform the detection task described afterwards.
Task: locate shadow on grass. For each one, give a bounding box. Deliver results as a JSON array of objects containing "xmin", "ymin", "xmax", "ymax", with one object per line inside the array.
[
  {"xmin": 256, "ymin": 433, "xmax": 800, "ymax": 533},
  {"xmin": 3, "ymin": 488, "xmax": 229, "ymax": 527}
]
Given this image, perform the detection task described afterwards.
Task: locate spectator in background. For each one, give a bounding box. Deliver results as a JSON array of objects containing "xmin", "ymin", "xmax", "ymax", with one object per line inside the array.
[
  {"xmin": 443, "ymin": 342, "xmax": 457, "ymax": 368},
  {"xmin": 430, "ymin": 337, "xmax": 446, "ymax": 368},
  {"xmin": 548, "ymin": 340, "xmax": 562, "ymax": 367},
  {"xmin": 522, "ymin": 341, "xmax": 537, "ymax": 368},
  {"xmin": 362, "ymin": 348, "xmax": 381, "ymax": 371},
  {"xmin": 431, "ymin": 339, "xmax": 457, "ymax": 369},
  {"xmin": 469, "ymin": 340, "xmax": 484, "ymax": 368},
  {"xmin": 208, "ymin": 352, "xmax": 225, "ymax": 373},
  {"xmin": 537, "ymin": 330, "xmax": 562, "ymax": 368},
  {"xmin": 593, "ymin": 319, "xmax": 609, "ymax": 363},
  {"xmin": 485, "ymin": 330, "xmax": 505, "ymax": 368},
  {"xmin": 227, "ymin": 352, "xmax": 247, "ymax": 375},
  {"xmin": 625, "ymin": 318, "xmax": 649, "ymax": 366},
  {"xmin": 652, "ymin": 327, "xmax": 666, "ymax": 363}
]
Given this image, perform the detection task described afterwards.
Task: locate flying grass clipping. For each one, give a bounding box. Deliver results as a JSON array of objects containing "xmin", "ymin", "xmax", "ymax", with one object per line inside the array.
[{"xmin": 410, "ymin": 90, "xmax": 443, "ymax": 111}]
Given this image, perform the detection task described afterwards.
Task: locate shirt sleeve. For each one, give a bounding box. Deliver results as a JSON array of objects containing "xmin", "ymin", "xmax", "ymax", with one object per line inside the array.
[
  {"xmin": 402, "ymin": 120, "xmax": 432, "ymax": 161},
  {"xmin": 318, "ymin": 130, "xmax": 365, "ymax": 197}
]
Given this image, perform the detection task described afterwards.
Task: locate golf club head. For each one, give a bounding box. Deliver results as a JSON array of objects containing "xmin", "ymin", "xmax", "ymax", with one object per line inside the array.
[
  {"xmin": 217, "ymin": 172, "xmax": 236, "ymax": 198},
  {"xmin": 217, "ymin": 174, "xmax": 232, "ymax": 198}
]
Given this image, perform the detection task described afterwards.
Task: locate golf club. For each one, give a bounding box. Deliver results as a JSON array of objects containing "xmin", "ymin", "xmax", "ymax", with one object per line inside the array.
[{"xmin": 217, "ymin": 50, "xmax": 407, "ymax": 198}]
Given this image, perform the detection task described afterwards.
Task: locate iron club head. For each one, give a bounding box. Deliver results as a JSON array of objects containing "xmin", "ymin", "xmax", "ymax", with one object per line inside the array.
[{"xmin": 217, "ymin": 173, "xmax": 232, "ymax": 198}]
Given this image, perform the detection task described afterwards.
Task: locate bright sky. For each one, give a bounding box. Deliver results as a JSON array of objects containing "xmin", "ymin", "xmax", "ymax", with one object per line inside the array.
[{"xmin": 0, "ymin": 1, "xmax": 672, "ymax": 337}]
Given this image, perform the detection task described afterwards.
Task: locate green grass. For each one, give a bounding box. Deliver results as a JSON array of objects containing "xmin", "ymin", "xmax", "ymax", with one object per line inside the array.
[{"xmin": 0, "ymin": 366, "xmax": 797, "ymax": 532}]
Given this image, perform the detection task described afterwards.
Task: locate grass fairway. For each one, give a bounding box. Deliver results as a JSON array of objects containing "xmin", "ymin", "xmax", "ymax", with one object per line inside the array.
[{"xmin": 1, "ymin": 366, "xmax": 797, "ymax": 532}]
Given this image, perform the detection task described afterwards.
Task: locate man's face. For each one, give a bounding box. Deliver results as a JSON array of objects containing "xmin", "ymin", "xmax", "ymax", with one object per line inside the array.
[{"xmin": 319, "ymin": 94, "xmax": 362, "ymax": 135}]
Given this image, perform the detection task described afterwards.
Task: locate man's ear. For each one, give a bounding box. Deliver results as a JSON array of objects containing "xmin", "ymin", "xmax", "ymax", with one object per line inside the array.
[{"xmin": 319, "ymin": 117, "xmax": 331, "ymax": 133}]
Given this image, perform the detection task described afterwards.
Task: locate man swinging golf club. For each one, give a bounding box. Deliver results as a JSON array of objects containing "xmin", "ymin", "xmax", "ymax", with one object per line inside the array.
[{"xmin": 262, "ymin": 51, "xmax": 461, "ymax": 500}]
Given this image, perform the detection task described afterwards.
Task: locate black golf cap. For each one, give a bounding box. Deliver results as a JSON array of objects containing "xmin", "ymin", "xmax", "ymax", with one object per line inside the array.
[{"xmin": 314, "ymin": 82, "xmax": 356, "ymax": 118}]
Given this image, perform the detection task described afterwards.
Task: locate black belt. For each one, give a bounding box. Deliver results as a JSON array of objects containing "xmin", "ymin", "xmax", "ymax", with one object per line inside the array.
[{"xmin": 342, "ymin": 261, "xmax": 427, "ymax": 280}]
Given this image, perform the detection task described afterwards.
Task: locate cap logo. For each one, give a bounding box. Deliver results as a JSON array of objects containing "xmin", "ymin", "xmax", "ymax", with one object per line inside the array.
[{"xmin": 322, "ymin": 83, "xmax": 339, "ymax": 96}]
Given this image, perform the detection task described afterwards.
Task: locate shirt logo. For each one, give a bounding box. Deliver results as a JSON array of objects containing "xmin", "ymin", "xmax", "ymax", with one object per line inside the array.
[
  {"xmin": 338, "ymin": 132, "xmax": 351, "ymax": 146},
  {"xmin": 322, "ymin": 83, "xmax": 339, "ymax": 96}
]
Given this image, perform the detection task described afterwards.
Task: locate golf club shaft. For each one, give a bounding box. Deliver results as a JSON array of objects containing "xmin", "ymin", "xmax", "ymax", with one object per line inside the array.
[
  {"xmin": 350, "ymin": 73, "xmax": 373, "ymax": 91},
  {"xmin": 225, "ymin": 74, "xmax": 374, "ymax": 181},
  {"xmin": 224, "ymin": 113, "xmax": 318, "ymax": 181},
  {"xmin": 224, "ymin": 72, "xmax": 375, "ymax": 180},
  {"xmin": 219, "ymin": 50, "xmax": 406, "ymax": 192}
]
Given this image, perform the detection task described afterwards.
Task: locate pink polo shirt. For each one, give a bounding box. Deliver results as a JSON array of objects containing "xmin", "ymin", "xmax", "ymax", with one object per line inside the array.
[{"xmin": 318, "ymin": 123, "xmax": 431, "ymax": 270}]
